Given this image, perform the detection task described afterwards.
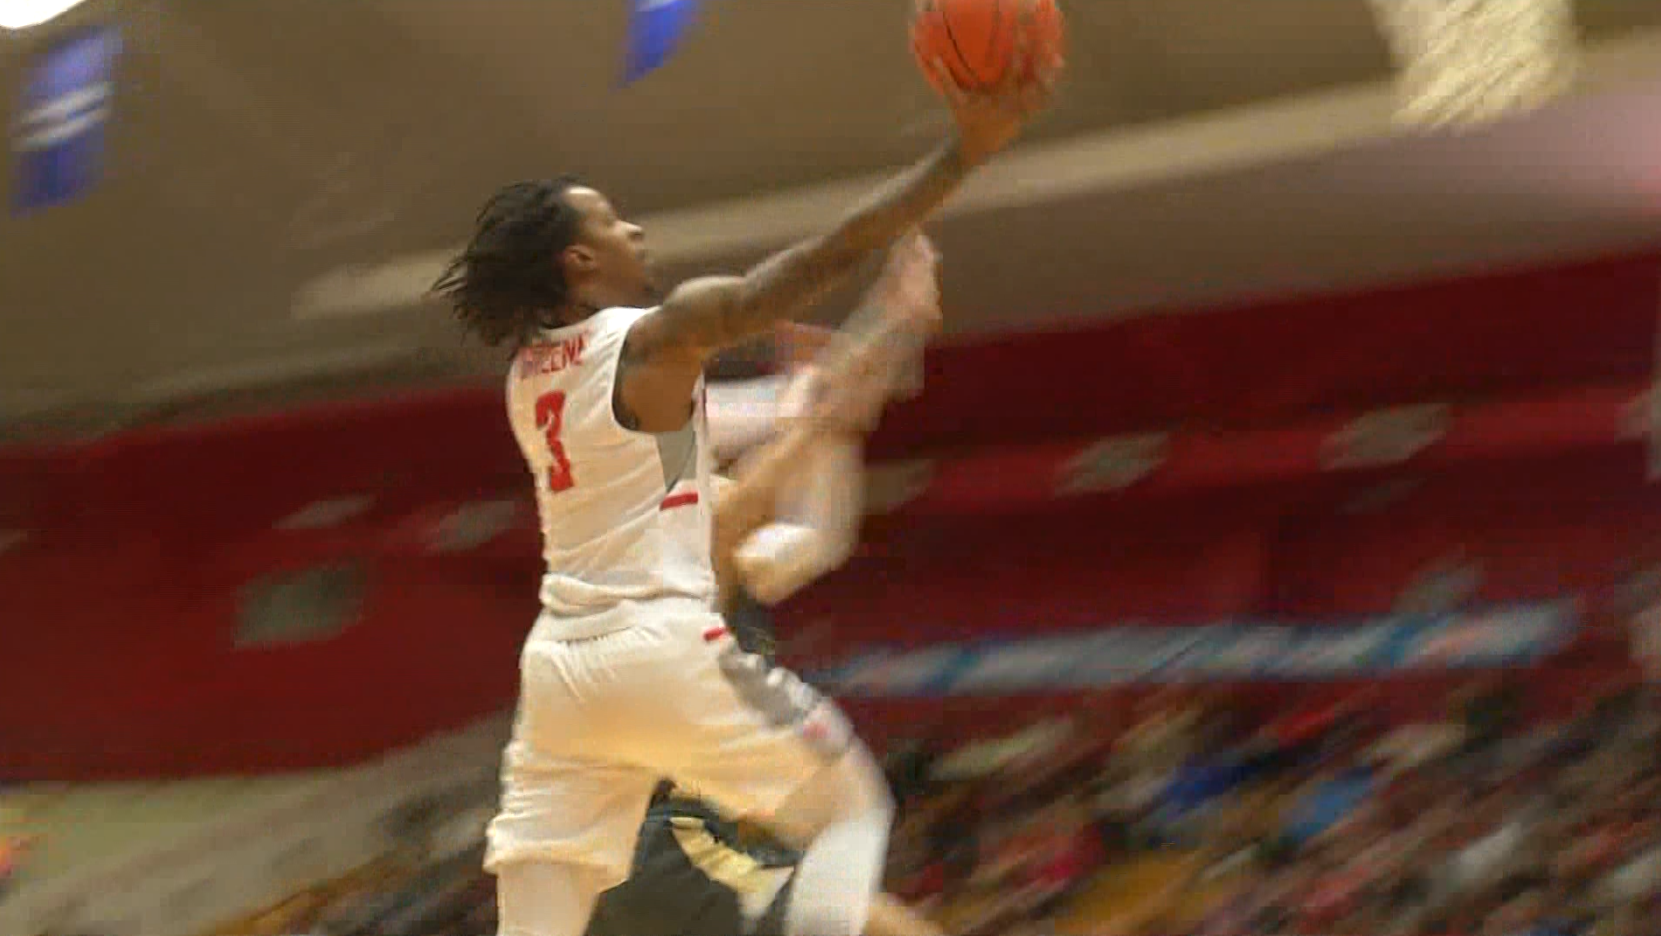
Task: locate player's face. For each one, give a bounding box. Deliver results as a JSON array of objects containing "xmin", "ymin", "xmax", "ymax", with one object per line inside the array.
[{"xmin": 562, "ymin": 187, "xmax": 656, "ymax": 304}]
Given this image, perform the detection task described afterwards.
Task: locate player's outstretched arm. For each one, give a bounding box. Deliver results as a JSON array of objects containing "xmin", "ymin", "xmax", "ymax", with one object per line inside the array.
[
  {"xmin": 710, "ymin": 237, "xmax": 943, "ymax": 607},
  {"xmin": 711, "ymin": 235, "xmax": 941, "ymax": 609},
  {"xmin": 616, "ymin": 58, "xmax": 1055, "ymax": 432},
  {"xmin": 615, "ymin": 140, "xmax": 964, "ymax": 431},
  {"xmin": 710, "ymin": 350, "xmax": 895, "ymax": 610}
]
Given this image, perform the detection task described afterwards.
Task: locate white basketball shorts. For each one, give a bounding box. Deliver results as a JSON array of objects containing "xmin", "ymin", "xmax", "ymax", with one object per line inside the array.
[{"xmin": 485, "ymin": 596, "xmax": 856, "ymax": 887}]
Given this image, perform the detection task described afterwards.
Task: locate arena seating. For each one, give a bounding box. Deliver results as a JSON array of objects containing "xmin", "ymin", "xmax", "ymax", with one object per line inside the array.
[
  {"xmin": 6, "ymin": 253, "xmax": 1659, "ymax": 936},
  {"xmin": 881, "ymin": 677, "xmax": 1661, "ymax": 935},
  {"xmin": 259, "ymin": 675, "xmax": 1661, "ymax": 935},
  {"xmin": 205, "ymin": 848, "xmax": 493, "ymax": 936}
]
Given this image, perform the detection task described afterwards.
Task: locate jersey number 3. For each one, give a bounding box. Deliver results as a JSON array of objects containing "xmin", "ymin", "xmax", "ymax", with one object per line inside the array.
[{"xmin": 535, "ymin": 391, "xmax": 575, "ymax": 492}]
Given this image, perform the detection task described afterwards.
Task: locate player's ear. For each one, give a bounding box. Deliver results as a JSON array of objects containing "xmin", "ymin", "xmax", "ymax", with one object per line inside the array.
[{"xmin": 562, "ymin": 244, "xmax": 598, "ymax": 276}]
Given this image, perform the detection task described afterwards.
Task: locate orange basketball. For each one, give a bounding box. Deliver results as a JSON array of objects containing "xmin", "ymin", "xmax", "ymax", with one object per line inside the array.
[{"xmin": 911, "ymin": 0, "xmax": 1065, "ymax": 94}]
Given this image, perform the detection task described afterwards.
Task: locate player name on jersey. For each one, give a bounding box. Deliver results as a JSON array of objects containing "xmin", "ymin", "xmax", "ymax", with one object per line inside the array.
[{"xmin": 517, "ymin": 333, "xmax": 589, "ymax": 378}]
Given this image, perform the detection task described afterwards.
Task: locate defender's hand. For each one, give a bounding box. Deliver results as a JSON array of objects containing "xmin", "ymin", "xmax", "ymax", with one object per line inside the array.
[{"xmin": 873, "ymin": 231, "xmax": 943, "ymax": 337}]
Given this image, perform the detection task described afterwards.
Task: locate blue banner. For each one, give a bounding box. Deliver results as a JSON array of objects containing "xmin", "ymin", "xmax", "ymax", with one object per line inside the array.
[
  {"xmin": 807, "ymin": 602, "xmax": 1578, "ymax": 697},
  {"xmin": 12, "ymin": 24, "xmax": 121, "ymax": 215},
  {"xmin": 622, "ymin": 0, "xmax": 701, "ymax": 85}
]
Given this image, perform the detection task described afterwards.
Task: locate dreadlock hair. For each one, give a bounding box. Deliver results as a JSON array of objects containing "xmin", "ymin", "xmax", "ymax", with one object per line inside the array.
[{"xmin": 432, "ymin": 176, "xmax": 585, "ymax": 348}]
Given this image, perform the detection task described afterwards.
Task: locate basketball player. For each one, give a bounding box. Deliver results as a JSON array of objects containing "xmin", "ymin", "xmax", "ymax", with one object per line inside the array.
[
  {"xmin": 707, "ymin": 309, "xmax": 926, "ymax": 607},
  {"xmin": 583, "ymin": 289, "xmax": 946, "ymax": 936},
  {"xmin": 708, "ymin": 233, "xmax": 939, "ymax": 634},
  {"xmin": 432, "ymin": 38, "xmax": 1055, "ymax": 936}
]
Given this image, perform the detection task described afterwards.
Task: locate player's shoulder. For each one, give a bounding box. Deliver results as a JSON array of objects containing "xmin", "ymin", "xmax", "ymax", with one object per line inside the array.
[
  {"xmin": 578, "ymin": 304, "xmax": 662, "ymax": 355},
  {"xmin": 532, "ymin": 306, "xmax": 658, "ymax": 345},
  {"xmin": 598, "ymin": 304, "xmax": 660, "ymax": 328}
]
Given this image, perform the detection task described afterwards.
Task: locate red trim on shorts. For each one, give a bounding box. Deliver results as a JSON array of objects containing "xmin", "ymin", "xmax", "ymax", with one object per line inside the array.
[
  {"xmin": 702, "ymin": 626, "xmax": 728, "ymax": 642},
  {"xmin": 660, "ymin": 492, "xmax": 699, "ymax": 511}
]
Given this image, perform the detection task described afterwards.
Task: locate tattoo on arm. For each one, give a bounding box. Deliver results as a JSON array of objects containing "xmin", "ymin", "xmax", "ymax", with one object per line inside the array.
[
  {"xmin": 619, "ymin": 138, "xmax": 969, "ymax": 431},
  {"xmin": 636, "ymin": 138, "xmax": 972, "ymax": 360},
  {"xmin": 726, "ymin": 138, "xmax": 968, "ymax": 341}
]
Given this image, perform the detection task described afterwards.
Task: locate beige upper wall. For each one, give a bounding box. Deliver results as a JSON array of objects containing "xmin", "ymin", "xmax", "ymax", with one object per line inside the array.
[{"xmin": 3, "ymin": 0, "xmax": 1661, "ymax": 434}]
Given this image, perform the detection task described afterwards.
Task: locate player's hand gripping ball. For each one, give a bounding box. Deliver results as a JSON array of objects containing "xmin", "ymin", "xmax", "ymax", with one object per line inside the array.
[{"xmin": 911, "ymin": 0, "xmax": 1066, "ymax": 95}]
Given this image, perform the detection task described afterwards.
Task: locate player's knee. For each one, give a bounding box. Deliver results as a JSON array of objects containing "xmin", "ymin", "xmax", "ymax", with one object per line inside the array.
[
  {"xmin": 495, "ymin": 860, "xmax": 602, "ymax": 936},
  {"xmin": 837, "ymin": 740, "xmax": 895, "ymax": 822},
  {"xmin": 766, "ymin": 739, "xmax": 894, "ymax": 848},
  {"xmin": 779, "ymin": 744, "xmax": 895, "ymax": 936}
]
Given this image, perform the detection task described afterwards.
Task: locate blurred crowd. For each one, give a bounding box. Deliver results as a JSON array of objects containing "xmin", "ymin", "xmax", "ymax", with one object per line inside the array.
[
  {"xmin": 881, "ymin": 677, "xmax": 1661, "ymax": 936},
  {"xmin": 207, "ymin": 848, "xmax": 494, "ymax": 936},
  {"xmin": 171, "ymin": 672, "xmax": 1661, "ymax": 936}
]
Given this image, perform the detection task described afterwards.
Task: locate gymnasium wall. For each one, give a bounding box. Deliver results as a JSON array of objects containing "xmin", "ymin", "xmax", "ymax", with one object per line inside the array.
[{"xmin": 1, "ymin": 252, "xmax": 1656, "ymax": 778}]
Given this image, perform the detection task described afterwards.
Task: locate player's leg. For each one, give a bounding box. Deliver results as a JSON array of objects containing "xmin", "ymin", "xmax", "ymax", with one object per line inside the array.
[
  {"xmin": 490, "ymin": 761, "xmax": 659, "ymax": 936},
  {"xmin": 756, "ymin": 739, "xmax": 946, "ymax": 936},
  {"xmin": 590, "ymin": 786, "xmax": 932, "ymax": 936},
  {"xmin": 676, "ymin": 241, "xmax": 940, "ymax": 936},
  {"xmin": 708, "ymin": 543, "xmax": 942, "ymax": 936},
  {"xmin": 585, "ymin": 786, "xmax": 797, "ymax": 936},
  {"xmin": 760, "ymin": 735, "xmax": 894, "ymax": 936},
  {"xmin": 496, "ymin": 860, "xmax": 611, "ymax": 936},
  {"xmin": 659, "ymin": 623, "xmax": 943, "ymax": 936},
  {"xmin": 747, "ymin": 856, "xmax": 942, "ymax": 936},
  {"xmin": 696, "ymin": 687, "xmax": 893, "ymax": 936},
  {"xmin": 487, "ymin": 624, "xmax": 682, "ymax": 936}
]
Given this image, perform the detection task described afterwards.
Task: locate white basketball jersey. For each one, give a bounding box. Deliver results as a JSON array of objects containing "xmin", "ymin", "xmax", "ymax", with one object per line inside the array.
[{"xmin": 506, "ymin": 306, "xmax": 715, "ymax": 622}]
